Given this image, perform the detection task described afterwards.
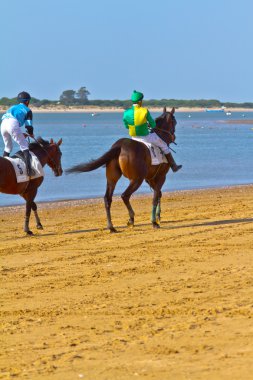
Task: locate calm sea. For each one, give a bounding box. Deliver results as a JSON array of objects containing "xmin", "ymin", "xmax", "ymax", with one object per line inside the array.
[{"xmin": 0, "ymin": 111, "xmax": 252, "ymax": 206}]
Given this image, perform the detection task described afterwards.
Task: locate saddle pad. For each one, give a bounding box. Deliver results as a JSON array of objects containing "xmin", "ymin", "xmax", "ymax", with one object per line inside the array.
[
  {"xmin": 6, "ymin": 152, "xmax": 44, "ymax": 183},
  {"xmin": 132, "ymin": 138, "xmax": 168, "ymax": 165}
]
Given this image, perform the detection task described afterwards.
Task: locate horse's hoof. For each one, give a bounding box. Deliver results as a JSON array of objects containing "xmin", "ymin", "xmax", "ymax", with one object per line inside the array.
[
  {"xmin": 109, "ymin": 227, "xmax": 117, "ymax": 233},
  {"xmin": 37, "ymin": 224, "xmax": 43, "ymax": 230},
  {"xmin": 152, "ymin": 222, "xmax": 160, "ymax": 229},
  {"xmin": 26, "ymin": 230, "xmax": 34, "ymax": 236},
  {"xmin": 127, "ymin": 219, "xmax": 134, "ymax": 227},
  {"xmin": 156, "ymin": 217, "xmax": 161, "ymax": 223}
]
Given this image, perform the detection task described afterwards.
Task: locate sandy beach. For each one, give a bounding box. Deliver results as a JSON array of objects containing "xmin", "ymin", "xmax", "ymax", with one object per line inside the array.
[{"xmin": 1, "ymin": 185, "xmax": 253, "ymax": 379}]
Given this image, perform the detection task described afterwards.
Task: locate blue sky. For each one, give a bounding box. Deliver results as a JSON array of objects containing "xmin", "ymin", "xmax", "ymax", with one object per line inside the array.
[{"xmin": 1, "ymin": 0, "xmax": 252, "ymax": 102}]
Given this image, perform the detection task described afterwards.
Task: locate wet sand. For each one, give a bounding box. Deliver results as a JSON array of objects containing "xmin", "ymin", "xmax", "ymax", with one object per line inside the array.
[{"xmin": 1, "ymin": 186, "xmax": 253, "ymax": 379}]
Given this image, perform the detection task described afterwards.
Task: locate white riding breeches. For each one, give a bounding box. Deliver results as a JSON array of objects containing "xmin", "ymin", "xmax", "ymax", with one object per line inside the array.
[
  {"xmin": 132, "ymin": 132, "xmax": 170, "ymax": 154},
  {"xmin": 1, "ymin": 118, "xmax": 28, "ymax": 153}
]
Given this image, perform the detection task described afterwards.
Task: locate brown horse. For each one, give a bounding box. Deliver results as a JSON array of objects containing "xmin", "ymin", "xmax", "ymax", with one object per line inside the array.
[
  {"xmin": 66, "ymin": 107, "xmax": 178, "ymax": 232},
  {"xmin": 0, "ymin": 137, "xmax": 63, "ymax": 235}
]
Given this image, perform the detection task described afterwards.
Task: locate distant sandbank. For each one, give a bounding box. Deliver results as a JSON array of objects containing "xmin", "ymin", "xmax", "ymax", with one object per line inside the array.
[{"xmin": 1, "ymin": 106, "xmax": 253, "ymax": 114}]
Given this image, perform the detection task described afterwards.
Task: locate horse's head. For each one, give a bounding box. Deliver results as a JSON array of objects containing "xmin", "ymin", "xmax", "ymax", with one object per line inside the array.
[
  {"xmin": 47, "ymin": 138, "xmax": 63, "ymax": 177},
  {"xmin": 154, "ymin": 107, "xmax": 177, "ymax": 145},
  {"xmin": 29, "ymin": 137, "xmax": 63, "ymax": 176}
]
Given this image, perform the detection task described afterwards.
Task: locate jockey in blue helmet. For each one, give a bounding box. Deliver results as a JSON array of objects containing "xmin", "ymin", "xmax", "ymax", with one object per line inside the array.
[{"xmin": 1, "ymin": 91, "xmax": 35, "ymax": 176}]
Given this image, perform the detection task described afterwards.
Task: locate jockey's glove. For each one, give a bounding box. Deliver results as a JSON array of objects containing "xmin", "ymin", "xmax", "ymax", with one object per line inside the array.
[{"xmin": 25, "ymin": 126, "xmax": 34, "ymax": 135}]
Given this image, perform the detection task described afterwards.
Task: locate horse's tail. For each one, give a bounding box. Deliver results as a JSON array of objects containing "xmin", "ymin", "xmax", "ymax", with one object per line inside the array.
[{"xmin": 65, "ymin": 146, "xmax": 121, "ymax": 174}]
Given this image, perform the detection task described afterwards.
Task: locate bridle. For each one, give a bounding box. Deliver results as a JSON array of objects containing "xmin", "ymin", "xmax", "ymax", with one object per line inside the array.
[
  {"xmin": 154, "ymin": 112, "xmax": 177, "ymax": 144},
  {"xmin": 29, "ymin": 136, "xmax": 61, "ymax": 174}
]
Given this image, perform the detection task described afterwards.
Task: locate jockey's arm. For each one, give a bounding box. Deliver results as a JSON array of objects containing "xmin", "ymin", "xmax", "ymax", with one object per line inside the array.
[
  {"xmin": 147, "ymin": 110, "xmax": 156, "ymax": 130},
  {"xmin": 25, "ymin": 110, "xmax": 34, "ymax": 135},
  {"xmin": 123, "ymin": 116, "xmax": 129, "ymax": 129}
]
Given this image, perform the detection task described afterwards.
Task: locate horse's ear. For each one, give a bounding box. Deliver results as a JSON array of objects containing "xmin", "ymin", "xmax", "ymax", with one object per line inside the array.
[
  {"xmin": 50, "ymin": 138, "xmax": 54, "ymax": 144},
  {"xmin": 57, "ymin": 138, "xmax": 63, "ymax": 146},
  {"xmin": 163, "ymin": 106, "xmax": 167, "ymax": 113},
  {"xmin": 171, "ymin": 107, "xmax": 175, "ymax": 115}
]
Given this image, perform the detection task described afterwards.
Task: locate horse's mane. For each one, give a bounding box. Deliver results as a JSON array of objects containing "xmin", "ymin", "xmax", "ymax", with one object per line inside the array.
[
  {"xmin": 155, "ymin": 113, "xmax": 167, "ymax": 126},
  {"xmin": 29, "ymin": 137, "xmax": 50, "ymax": 149}
]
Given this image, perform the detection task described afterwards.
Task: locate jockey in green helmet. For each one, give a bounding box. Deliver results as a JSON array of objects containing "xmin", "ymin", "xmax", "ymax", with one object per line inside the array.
[{"xmin": 123, "ymin": 90, "xmax": 182, "ymax": 172}]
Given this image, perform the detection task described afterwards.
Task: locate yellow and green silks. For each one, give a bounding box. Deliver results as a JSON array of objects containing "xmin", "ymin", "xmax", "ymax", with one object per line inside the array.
[{"xmin": 123, "ymin": 105, "xmax": 156, "ymax": 136}]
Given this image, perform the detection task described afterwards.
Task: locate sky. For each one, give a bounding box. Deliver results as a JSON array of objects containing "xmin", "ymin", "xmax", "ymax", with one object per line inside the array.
[{"xmin": 0, "ymin": 0, "xmax": 253, "ymax": 102}]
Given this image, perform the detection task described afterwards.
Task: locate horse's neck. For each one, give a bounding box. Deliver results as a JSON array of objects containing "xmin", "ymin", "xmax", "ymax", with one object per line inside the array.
[
  {"xmin": 31, "ymin": 147, "xmax": 49, "ymax": 167},
  {"xmin": 154, "ymin": 124, "xmax": 164, "ymax": 136},
  {"xmin": 154, "ymin": 123, "xmax": 170, "ymax": 145}
]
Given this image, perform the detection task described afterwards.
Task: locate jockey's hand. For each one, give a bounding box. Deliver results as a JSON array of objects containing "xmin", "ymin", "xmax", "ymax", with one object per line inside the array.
[
  {"xmin": 25, "ymin": 126, "xmax": 34, "ymax": 136},
  {"xmin": 23, "ymin": 132, "xmax": 34, "ymax": 139}
]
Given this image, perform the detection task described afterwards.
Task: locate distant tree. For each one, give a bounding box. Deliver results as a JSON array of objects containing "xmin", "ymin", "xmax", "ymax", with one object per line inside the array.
[
  {"xmin": 59, "ymin": 90, "xmax": 76, "ymax": 105},
  {"xmin": 0, "ymin": 97, "xmax": 16, "ymax": 106},
  {"xmin": 75, "ymin": 86, "xmax": 90, "ymax": 104}
]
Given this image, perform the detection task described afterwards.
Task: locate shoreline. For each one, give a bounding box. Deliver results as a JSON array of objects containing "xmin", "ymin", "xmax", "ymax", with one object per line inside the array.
[
  {"xmin": 1, "ymin": 183, "xmax": 252, "ymax": 211},
  {"xmin": 1, "ymin": 106, "xmax": 253, "ymax": 113}
]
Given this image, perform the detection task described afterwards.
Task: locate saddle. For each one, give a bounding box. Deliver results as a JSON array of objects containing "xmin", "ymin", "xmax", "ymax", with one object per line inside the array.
[
  {"xmin": 132, "ymin": 139, "xmax": 168, "ymax": 165},
  {"xmin": 6, "ymin": 152, "xmax": 44, "ymax": 183}
]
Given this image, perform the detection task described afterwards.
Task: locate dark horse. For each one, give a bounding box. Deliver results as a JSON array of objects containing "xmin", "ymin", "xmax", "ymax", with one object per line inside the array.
[
  {"xmin": 66, "ymin": 107, "xmax": 178, "ymax": 232},
  {"xmin": 0, "ymin": 137, "xmax": 63, "ymax": 235}
]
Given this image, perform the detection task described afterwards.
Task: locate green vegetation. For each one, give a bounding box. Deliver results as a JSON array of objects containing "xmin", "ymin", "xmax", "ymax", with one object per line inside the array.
[{"xmin": 0, "ymin": 87, "xmax": 252, "ymax": 109}]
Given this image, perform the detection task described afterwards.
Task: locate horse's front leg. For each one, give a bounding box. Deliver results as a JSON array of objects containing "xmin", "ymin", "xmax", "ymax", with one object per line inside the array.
[
  {"xmin": 31, "ymin": 201, "xmax": 43, "ymax": 229},
  {"xmin": 151, "ymin": 190, "xmax": 161, "ymax": 229},
  {"xmin": 155, "ymin": 191, "xmax": 162, "ymax": 223}
]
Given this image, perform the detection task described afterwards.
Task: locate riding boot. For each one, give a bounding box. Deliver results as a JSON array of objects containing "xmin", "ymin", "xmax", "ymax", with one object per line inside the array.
[
  {"xmin": 3, "ymin": 151, "xmax": 10, "ymax": 157},
  {"xmin": 23, "ymin": 149, "xmax": 35, "ymax": 177},
  {"xmin": 165, "ymin": 152, "xmax": 182, "ymax": 172}
]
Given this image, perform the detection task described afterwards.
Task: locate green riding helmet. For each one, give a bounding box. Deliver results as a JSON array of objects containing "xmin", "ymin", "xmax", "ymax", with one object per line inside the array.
[{"xmin": 131, "ymin": 90, "xmax": 144, "ymax": 103}]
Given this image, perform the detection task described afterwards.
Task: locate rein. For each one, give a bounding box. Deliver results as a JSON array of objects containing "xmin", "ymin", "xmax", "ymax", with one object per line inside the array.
[{"xmin": 154, "ymin": 126, "xmax": 174, "ymax": 138}]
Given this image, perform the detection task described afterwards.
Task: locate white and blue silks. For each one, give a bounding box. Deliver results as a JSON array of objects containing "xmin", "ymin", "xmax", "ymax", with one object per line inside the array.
[{"xmin": 1, "ymin": 103, "xmax": 33, "ymax": 127}]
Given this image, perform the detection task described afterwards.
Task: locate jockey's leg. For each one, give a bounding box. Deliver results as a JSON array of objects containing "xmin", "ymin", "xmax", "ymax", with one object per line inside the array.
[
  {"xmin": 23, "ymin": 150, "xmax": 35, "ymax": 177},
  {"xmin": 1, "ymin": 119, "xmax": 13, "ymax": 156},
  {"xmin": 149, "ymin": 133, "xmax": 182, "ymax": 173},
  {"xmin": 164, "ymin": 152, "xmax": 182, "ymax": 172},
  {"xmin": 11, "ymin": 125, "xmax": 35, "ymax": 177},
  {"xmin": 132, "ymin": 134, "xmax": 182, "ymax": 172}
]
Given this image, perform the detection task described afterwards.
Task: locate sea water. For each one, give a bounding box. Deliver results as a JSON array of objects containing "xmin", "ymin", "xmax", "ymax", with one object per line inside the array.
[{"xmin": 0, "ymin": 111, "xmax": 252, "ymax": 206}]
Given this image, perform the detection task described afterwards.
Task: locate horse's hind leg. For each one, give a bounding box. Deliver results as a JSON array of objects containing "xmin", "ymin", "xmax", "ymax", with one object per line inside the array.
[
  {"xmin": 104, "ymin": 180, "xmax": 118, "ymax": 233},
  {"xmin": 21, "ymin": 187, "xmax": 38, "ymax": 235},
  {"xmin": 22, "ymin": 196, "xmax": 34, "ymax": 235},
  {"xmin": 31, "ymin": 201, "xmax": 43, "ymax": 229},
  {"xmin": 104, "ymin": 160, "xmax": 122, "ymax": 233},
  {"xmin": 121, "ymin": 178, "xmax": 143, "ymax": 227}
]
